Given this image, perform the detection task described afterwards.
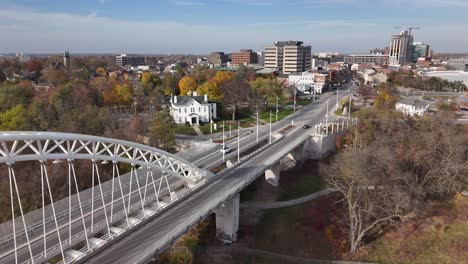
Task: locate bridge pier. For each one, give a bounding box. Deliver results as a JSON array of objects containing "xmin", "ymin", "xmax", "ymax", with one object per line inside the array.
[
  {"xmin": 286, "ymin": 145, "xmax": 304, "ymax": 165},
  {"xmin": 265, "ymin": 163, "xmax": 280, "ymax": 186},
  {"xmin": 214, "ymin": 194, "xmax": 239, "ymax": 243}
]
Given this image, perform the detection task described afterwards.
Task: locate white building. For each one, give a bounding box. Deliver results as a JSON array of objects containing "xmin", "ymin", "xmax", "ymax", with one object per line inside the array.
[
  {"xmin": 395, "ymin": 98, "xmax": 429, "ymax": 116},
  {"xmin": 170, "ymin": 94, "xmax": 217, "ymax": 125},
  {"xmin": 288, "ymin": 72, "xmax": 328, "ymax": 94}
]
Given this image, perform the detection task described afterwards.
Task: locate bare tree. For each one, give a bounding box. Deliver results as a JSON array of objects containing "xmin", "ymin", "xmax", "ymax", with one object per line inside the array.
[
  {"xmin": 323, "ymin": 110, "xmax": 468, "ymax": 253},
  {"xmin": 220, "ymin": 76, "xmax": 250, "ymax": 120}
]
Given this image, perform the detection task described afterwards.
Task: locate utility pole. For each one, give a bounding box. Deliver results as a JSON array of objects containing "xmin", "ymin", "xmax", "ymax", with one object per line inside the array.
[
  {"xmin": 210, "ymin": 119, "xmax": 213, "ymax": 134},
  {"xmin": 256, "ymin": 108, "xmax": 259, "ymax": 143},
  {"xmin": 269, "ymin": 110, "xmax": 272, "ymax": 143},
  {"xmin": 237, "ymin": 122, "xmax": 240, "ymax": 162},
  {"xmin": 222, "ymin": 121, "xmax": 225, "ymax": 161},
  {"xmin": 276, "ymin": 96, "xmax": 279, "ymax": 123},
  {"xmin": 313, "ymin": 89, "xmax": 316, "ymax": 101},
  {"xmin": 293, "ymin": 90, "xmax": 297, "ymax": 112},
  {"xmin": 348, "ymin": 96, "xmax": 352, "ymax": 119}
]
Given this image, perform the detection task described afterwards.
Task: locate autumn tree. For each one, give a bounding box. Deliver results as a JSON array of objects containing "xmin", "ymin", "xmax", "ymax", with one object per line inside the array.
[
  {"xmin": 179, "ymin": 76, "xmax": 197, "ymax": 95},
  {"xmin": 212, "ymin": 71, "xmax": 234, "ymax": 87},
  {"xmin": 196, "ymin": 81, "xmax": 222, "ymax": 101},
  {"xmin": 149, "ymin": 111, "xmax": 176, "ymax": 151},
  {"xmin": 0, "ymin": 104, "xmax": 30, "ymax": 130},
  {"xmin": 96, "ymin": 67, "xmax": 107, "ymax": 77},
  {"xmin": 0, "ymin": 70, "xmax": 5, "ymax": 83},
  {"xmin": 250, "ymin": 77, "xmax": 286, "ymax": 108},
  {"xmin": 163, "ymin": 74, "xmax": 180, "ymax": 96},
  {"xmin": 26, "ymin": 60, "xmax": 43, "ymax": 73},
  {"xmin": 221, "ymin": 76, "xmax": 251, "ymax": 120}
]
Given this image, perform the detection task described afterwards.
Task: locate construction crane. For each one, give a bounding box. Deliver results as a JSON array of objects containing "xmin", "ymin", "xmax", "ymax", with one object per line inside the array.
[{"xmin": 393, "ymin": 26, "xmax": 421, "ymax": 36}]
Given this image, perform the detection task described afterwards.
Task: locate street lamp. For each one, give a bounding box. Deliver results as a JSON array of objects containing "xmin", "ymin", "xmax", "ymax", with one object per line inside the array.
[
  {"xmin": 222, "ymin": 121, "xmax": 225, "ymax": 161},
  {"xmin": 276, "ymin": 96, "xmax": 279, "ymax": 123},
  {"xmin": 237, "ymin": 122, "xmax": 240, "ymax": 162},
  {"xmin": 269, "ymin": 110, "xmax": 272, "ymax": 143},
  {"xmin": 256, "ymin": 108, "xmax": 259, "ymax": 143}
]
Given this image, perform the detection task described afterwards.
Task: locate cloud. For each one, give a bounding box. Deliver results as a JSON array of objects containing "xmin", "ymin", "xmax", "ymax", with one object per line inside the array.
[{"xmin": 0, "ymin": 7, "xmax": 466, "ymax": 54}]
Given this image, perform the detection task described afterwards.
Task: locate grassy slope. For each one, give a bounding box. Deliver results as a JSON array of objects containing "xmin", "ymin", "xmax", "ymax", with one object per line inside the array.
[{"xmin": 362, "ymin": 194, "xmax": 468, "ymax": 264}]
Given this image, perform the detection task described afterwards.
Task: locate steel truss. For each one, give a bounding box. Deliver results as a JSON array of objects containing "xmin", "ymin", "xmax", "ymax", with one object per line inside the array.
[{"xmin": 0, "ymin": 131, "xmax": 209, "ymax": 264}]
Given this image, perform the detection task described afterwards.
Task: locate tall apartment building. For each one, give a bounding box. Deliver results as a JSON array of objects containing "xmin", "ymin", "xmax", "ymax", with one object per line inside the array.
[
  {"xmin": 389, "ymin": 31, "xmax": 413, "ymax": 65},
  {"xmin": 231, "ymin": 49, "xmax": 258, "ymax": 65},
  {"xmin": 264, "ymin": 41, "xmax": 311, "ymax": 75},
  {"xmin": 116, "ymin": 54, "xmax": 145, "ymax": 67}
]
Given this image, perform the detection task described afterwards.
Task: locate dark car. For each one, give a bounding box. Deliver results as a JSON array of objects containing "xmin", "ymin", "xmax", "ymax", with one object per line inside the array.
[{"xmin": 303, "ymin": 124, "xmax": 311, "ymax": 129}]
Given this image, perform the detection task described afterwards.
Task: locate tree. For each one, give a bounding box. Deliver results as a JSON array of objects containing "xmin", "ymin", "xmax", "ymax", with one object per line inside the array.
[
  {"xmin": 250, "ymin": 77, "xmax": 286, "ymax": 108},
  {"xmin": 0, "ymin": 70, "xmax": 5, "ymax": 83},
  {"xmin": 26, "ymin": 60, "xmax": 43, "ymax": 73},
  {"xmin": 212, "ymin": 71, "xmax": 234, "ymax": 87},
  {"xmin": 43, "ymin": 68, "xmax": 69, "ymax": 86},
  {"xmin": 149, "ymin": 111, "xmax": 176, "ymax": 151},
  {"xmin": 358, "ymin": 84, "xmax": 372, "ymax": 107},
  {"xmin": 221, "ymin": 76, "xmax": 251, "ymax": 120},
  {"xmin": 0, "ymin": 104, "xmax": 30, "ymax": 130},
  {"xmin": 324, "ymin": 110, "xmax": 467, "ymax": 253},
  {"xmin": 163, "ymin": 74, "xmax": 180, "ymax": 96},
  {"xmin": 179, "ymin": 76, "xmax": 197, "ymax": 95},
  {"xmin": 196, "ymin": 81, "xmax": 222, "ymax": 101},
  {"xmin": 96, "ymin": 67, "xmax": 107, "ymax": 77}
]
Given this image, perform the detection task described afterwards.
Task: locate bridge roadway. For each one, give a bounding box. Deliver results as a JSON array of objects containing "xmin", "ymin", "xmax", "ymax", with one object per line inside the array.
[
  {"xmin": 0, "ymin": 86, "xmax": 349, "ymax": 264},
  {"xmin": 84, "ymin": 89, "xmax": 349, "ymax": 264}
]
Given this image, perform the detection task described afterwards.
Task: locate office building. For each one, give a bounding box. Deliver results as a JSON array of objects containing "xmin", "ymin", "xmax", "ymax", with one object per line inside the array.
[
  {"xmin": 231, "ymin": 49, "xmax": 258, "ymax": 65},
  {"xmin": 388, "ymin": 31, "xmax": 412, "ymax": 65},
  {"xmin": 264, "ymin": 41, "xmax": 311, "ymax": 75},
  {"xmin": 257, "ymin": 51, "xmax": 265, "ymax": 66},
  {"xmin": 344, "ymin": 54, "xmax": 389, "ymax": 65},
  {"xmin": 412, "ymin": 42, "xmax": 430, "ymax": 62},
  {"xmin": 116, "ymin": 54, "xmax": 146, "ymax": 67}
]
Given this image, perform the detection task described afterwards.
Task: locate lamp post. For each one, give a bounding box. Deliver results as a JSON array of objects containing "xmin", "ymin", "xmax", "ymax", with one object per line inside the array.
[
  {"xmin": 269, "ymin": 110, "xmax": 272, "ymax": 143},
  {"xmin": 293, "ymin": 89, "xmax": 297, "ymax": 112},
  {"xmin": 222, "ymin": 121, "xmax": 225, "ymax": 161},
  {"xmin": 276, "ymin": 96, "xmax": 279, "ymax": 123},
  {"xmin": 237, "ymin": 122, "xmax": 240, "ymax": 162},
  {"xmin": 256, "ymin": 108, "xmax": 259, "ymax": 143}
]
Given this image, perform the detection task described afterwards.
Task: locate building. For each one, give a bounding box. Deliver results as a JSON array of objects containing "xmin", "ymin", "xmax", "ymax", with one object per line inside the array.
[
  {"xmin": 288, "ymin": 72, "xmax": 328, "ymax": 94},
  {"xmin": 169, "ymin": 93, "xmax": 217, "ymax": 125},
  {"xmin": 116, "ymin": 54, "xmax": 146, "ymax": 67},
  {"xmin": 16, "ymin": 53, "xmax": 33, "ymax": 63},
  {"xmin": 344, "ymin": 54, "xmax": 389, "ymax": 65},
  {"xmin": 208, "ymin": 52, "xmax": 228, "ymax": 66},
  {"xmin": 395, "ymin": 98, "xmax": 429, "ymax": 116},
  {"xmin": 264, "ymin": 41, "xmax": 312, "ymax": 75},
  {"xmin": 231, "ymin": 49, "xmax": 258, "ymax": 66},
  {"xmin": 412, "ymin": 42, "xmax": 430, "ymax": 62},
  {"xmin": 63, "ymin": 50, "xmax": 71, "ymax": 69},
  {"xmin": 257, "ymin": 51, "xmax": 265, "ymax": 66},
  {"xmin": 389, "ymin": 31, "xmax": 413, "ymax": 65}
]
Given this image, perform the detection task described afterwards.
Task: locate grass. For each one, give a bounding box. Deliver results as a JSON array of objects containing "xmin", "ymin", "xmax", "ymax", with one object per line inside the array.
[
  {"xmin": 259, "ymin": 108, "xmax": 294, "ymax": 123},
  {"xmin": 277, "ymin": 162, "xmax": 325, "ymax": 201},
  {"xmin": 175, "ymin": 125, "xmax": 197, "ymax": 135}
]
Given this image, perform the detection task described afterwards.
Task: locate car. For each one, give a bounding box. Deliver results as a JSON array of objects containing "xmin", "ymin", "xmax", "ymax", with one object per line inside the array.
[
  {"xmin": 220, "ymin": 146, "xmax": 231, "ymax": 154},
  {"xmin": 303, "ymin": 124, "xmax": 311, "ymax": 129}
]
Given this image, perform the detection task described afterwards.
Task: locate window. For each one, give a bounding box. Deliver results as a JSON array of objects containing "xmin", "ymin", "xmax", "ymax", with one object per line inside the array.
[
  {"xmin": 178, "ymin": 108, "xmax": 181, "ymax": 113},
  {"xmin": 184, "ymin": 108, "xmax": 187, "ymax": 113},
  {"xmin": 199, "ymin": 107, "xmax": 201, "ymax": 112}
]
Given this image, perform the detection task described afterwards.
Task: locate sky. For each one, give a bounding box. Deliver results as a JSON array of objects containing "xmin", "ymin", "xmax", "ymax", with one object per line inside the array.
[{"xmin": 0, "ymin": 0, "xmax": 468, "ymax": 54}]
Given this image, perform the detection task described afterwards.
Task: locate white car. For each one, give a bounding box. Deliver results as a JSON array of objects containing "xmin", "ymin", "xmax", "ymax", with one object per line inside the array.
[{"xmin": 220, "ymin": 146, "xmax": 231, "ymax": 154}]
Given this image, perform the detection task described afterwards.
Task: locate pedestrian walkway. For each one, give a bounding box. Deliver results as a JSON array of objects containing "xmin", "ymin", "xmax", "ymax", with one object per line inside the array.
[{"xmin": 192, "ymin": 125, "xmax": 204, "ymax": 136}]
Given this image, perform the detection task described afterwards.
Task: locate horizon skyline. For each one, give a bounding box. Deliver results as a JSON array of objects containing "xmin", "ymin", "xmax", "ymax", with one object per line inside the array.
[{"xmin": 1, "ymin": 0, "xmax": 468, "ymax": 54}]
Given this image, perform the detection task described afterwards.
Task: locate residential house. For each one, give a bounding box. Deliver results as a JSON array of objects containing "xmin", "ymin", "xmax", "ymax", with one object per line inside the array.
[
  {"xmin": 395, "ymin": 98, "xmax": 429, "ymax": 116},
  {"xmin": 170, "ymin": 93, "xmax": 217, "ymax": 125}
]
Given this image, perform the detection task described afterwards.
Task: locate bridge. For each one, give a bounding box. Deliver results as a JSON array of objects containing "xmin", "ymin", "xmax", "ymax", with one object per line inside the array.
[{"xmin": 0, "ymin": 89, "xmax": 354, "ymax": 264}]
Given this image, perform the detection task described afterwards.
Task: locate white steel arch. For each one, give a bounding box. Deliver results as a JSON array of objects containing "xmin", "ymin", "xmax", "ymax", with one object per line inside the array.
[
  {"xmin": 0, "ymin": 131, "xmax": 208, "ymax": 184},
  {"xmin": 0, "ymin": 131, "xmax": 211, "ymax": 264}
]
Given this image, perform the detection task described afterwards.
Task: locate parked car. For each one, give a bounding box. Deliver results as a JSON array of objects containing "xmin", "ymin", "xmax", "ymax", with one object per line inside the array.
[
  {"xmin": 303, "ymin": 124, "xmax": 311, "ymax": 129},
  {"xmin": 220, "ymin": 146, "xmax": 231, "ymax": 154}
]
